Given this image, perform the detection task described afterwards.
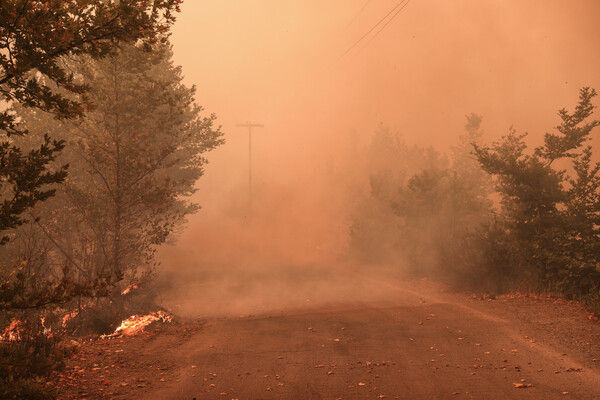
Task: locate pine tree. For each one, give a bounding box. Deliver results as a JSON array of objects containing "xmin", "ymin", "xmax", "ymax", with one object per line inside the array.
[
  {"xmin": 474, "ymin": 88, "xmax": 600, "ymax": 295},
  {"xmin": 0, "ymin": 0, "xmax": 182, "ymax": 242},
  {"xmin": 8, "ymin": 42, "xmax": 224, "ymax": 299}
]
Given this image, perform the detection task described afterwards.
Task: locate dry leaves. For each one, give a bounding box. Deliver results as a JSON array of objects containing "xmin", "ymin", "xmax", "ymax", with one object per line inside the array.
[{"xmin": 513, "ymin": 383, "xmax": 533, "ymax": 388}]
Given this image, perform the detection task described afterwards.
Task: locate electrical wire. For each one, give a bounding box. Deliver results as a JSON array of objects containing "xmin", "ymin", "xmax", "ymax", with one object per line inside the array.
[
  {"xmin": 344, "ymin": 0, "xmax": 373, "ymax": 30},
  {"xmin": 336, "ymin": 0, "xmax": 409, "ymax": 62},
  {"xmin": 361, "ymin": 0, "xmax": 411, "ymax": 50}
]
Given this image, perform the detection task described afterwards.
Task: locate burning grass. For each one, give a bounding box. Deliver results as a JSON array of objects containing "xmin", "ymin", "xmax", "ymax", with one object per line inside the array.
[
  {"xmin": 102, "ymin": 311, "xmax": 173, "ymax": 338},
  {"xmin": 1, "ymin": 318, "xmax": 23, "ymax": 342}
]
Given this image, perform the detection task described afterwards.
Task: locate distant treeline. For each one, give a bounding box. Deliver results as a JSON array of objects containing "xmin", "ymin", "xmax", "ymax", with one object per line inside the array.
[{"xmin": 350, "ymin": 88, "xmax": 600, "ymax": 304}]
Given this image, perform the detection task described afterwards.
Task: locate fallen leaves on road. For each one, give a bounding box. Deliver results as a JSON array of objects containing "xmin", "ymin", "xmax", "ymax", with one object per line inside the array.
[
  {"xmin": 566, "ymin": 367, "xmax": 583, "ymax": 372},
  {"xmin": 513, "ymin": 383, "xmax": 533, "ymax": 388}
]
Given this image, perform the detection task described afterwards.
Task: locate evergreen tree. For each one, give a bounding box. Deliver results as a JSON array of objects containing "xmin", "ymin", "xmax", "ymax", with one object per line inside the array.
[
  {"xmin": 0, "ymin": 0, "xmax": 182, "ymax": 242},
  {"xmin": 6, "ymin": 42, "xmax": 223, "ymax": 302},
  {"xmin": 474, "ymin": 88, "xmax": 600, "ymax": 296}
]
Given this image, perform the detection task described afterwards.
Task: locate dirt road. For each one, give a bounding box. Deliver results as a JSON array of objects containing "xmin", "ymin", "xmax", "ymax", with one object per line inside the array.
[{"xmin": 53, "ymin": 271, "xmax": 600, "ymax": 400}]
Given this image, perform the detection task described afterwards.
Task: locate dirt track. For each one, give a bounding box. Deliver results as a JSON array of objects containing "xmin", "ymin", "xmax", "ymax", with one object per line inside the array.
[{"xmin": 52, "ymin": 271, "xmax": 600, "ymax": 400}]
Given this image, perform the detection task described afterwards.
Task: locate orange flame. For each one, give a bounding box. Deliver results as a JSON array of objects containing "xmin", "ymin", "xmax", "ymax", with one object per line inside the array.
[
  {"xmin": 102, "ymin": 311, "xmax": 173, "ymax": 338},
  {"xmin": 1, "ymin": 319, "xmax": 23, "ymax": 341},
  {"xmin": 61, "ymin": 309, "xmax": 79, "ymax": 328},
  {"xmin": 121, "ymin": 284, "xmax": 139, "ymax": 296},
  {"xmin": 40, "ymin": 317, "xmax": 52, "ymax": 337}
]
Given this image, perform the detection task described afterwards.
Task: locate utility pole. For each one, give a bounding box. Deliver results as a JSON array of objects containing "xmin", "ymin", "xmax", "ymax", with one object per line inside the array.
[{"xmin": 237, "ymin": 122, "xmax": 264, "ymax": 213}]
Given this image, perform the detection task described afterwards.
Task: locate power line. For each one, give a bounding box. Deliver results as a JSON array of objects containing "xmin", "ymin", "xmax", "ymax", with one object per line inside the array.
[
  {"xmin": 336, "ymin": 0, "xmax": 408, "ymax": 62},
  {"xmin": 361, "ymin": 0, "xmax": 411, "ymax": 50},
  {"xmin": 344, "ymin": 0, "xmax": 372, "ymax": 30}
]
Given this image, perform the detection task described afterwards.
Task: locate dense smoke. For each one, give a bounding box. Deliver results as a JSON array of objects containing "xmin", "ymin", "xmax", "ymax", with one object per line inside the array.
[{"xmin": 156, "ymin": 1, "xmax": 600, "ymax": 316}]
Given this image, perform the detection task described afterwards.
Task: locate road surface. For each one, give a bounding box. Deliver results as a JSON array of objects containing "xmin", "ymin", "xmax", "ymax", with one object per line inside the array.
[{"xmin": 53, "ymin": 269, "xmax": 600, "ymax": 400}]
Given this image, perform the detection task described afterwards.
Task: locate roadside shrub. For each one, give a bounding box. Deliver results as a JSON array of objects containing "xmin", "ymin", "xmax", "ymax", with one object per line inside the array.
[{"xmin": 0, "ymin": 315, "xmax": 68, "ymax": 400}]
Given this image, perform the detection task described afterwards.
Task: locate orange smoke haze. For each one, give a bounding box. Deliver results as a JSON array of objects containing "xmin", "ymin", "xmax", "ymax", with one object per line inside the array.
[{"xmin": 157, "ymin": 1, "xmax": 600, "ymax": 317}]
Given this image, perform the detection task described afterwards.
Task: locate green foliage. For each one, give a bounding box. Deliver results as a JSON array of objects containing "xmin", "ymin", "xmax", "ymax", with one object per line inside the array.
[
  {"xmin": 351, "ymin": 89, "xmax": 600, "ymax": 300},
  {"xmin": 474, "ymin": 88, "xmax": 600, "ymax": 297},
  {"xmin": 0, "ymin": 135, "xmax": 67, "ymax": 244},
  {"xmin": 348, "ymin": 127, "xmax": 450, "ymax": 265},
  {"xmin": 0, "ymin": 3, "xmax": 195, "ymax": 397},
  {"xmin": 1, "ymin": 41, "xmax": 223, "ymax": 315},
  {"xmin": 0, "ymin": 0, "xmax": 182, "ymax": 238},
  {"xmin": 49, "ymin": 41, "xmax": 223, "ymax": 283},
  {"xmin": 349, "ymin": 118, "xmax": 491, "ymax": 277},
  {"xmin": 0, "ymin": 0, "xmax": 182, "ymax": 133}
]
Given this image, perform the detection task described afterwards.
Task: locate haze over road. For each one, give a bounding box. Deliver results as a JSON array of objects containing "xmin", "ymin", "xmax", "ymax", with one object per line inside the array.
[{"xmin": 147, "ymin": 267, "xmax": 600, "ymax": 400}]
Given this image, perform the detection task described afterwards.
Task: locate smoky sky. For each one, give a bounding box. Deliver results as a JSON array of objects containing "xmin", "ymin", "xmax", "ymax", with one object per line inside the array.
[
  {"xmin": 170, "ymin": 0, "xmax": 600, "ymax": 189},
  {"xmin": 158, "ymin": 1, "xmax": 600, "ymax": 300}
]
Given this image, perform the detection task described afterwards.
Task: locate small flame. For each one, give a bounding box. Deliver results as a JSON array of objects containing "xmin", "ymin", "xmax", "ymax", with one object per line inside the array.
[
  {"xmin": 121, "ymin": 284, "xmax": 139, "ymax": 296},
  {"xmin": 102, "ymin": 311, "xmax": 173, "ymax": 338},
  {"xmin": 40, "ymin": 317, "xmax": 52, "ymax": 337},
  {"xmin": 61, "ymin": 309, "xmax": 79, "ymax": 328},
  {"xmin": 60, "ymin": 299, "xmax": 95, "ymax": 328},
  {"xmin": 1, "ymin": 319, "xmax": 23, "ymax": 341}
]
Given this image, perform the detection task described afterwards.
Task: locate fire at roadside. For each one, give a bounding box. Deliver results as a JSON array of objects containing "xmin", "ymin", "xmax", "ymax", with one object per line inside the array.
[
  {"xmin": 101, "ymin": 311, "xmax": 174, "ymax": 338},
  {"xmin": 1, "ymin": 283, "xmax": 177, "ymax": 399},
  {"xmin": 1, "ymin": 281, "xmax": 175, "ymax": 345},
  {"xmin": 1, "ymin": 310, "xmax": 175, "ymax": 343}
]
